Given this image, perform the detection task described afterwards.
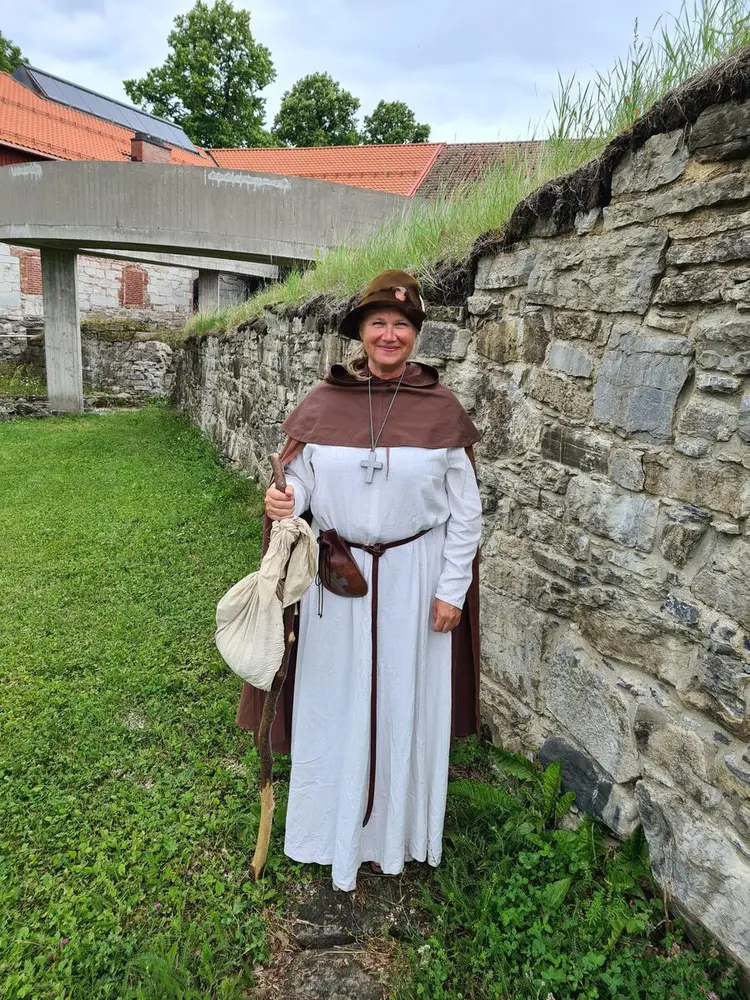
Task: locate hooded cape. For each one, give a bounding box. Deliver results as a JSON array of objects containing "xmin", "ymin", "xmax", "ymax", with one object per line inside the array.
[{"xmin": 236, "ymin": 362, "xmax": 482, "ymax": 751}]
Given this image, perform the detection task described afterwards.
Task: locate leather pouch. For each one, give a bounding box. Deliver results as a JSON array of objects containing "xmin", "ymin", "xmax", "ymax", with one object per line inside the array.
[{"xmin": 317, "ymin": 529, "xmax": 368, "ymax": 597}]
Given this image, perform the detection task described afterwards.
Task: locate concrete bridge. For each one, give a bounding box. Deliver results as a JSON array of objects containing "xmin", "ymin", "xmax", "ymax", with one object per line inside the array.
[{"xmin": 0, "ymin": 161, "xmax": 410, "ymax": 411}]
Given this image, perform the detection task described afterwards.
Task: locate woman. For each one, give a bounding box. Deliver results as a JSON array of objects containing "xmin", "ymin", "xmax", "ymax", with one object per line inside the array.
[{"xmin": 239, "ymin": 270, "xmax": 482, "ymax": 891}]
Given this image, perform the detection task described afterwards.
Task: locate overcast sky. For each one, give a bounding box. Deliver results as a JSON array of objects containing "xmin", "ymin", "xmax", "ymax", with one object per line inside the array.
[{"xmin": 4, "ymin": 0, "xmax": 688, "ymax": 143}]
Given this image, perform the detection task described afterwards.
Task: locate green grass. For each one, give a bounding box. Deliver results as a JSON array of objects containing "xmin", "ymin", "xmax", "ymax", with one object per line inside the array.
[
  {"xmin": 397, "ymin": 740, "xmax": 741, "ymax": 1000},
  {"xmin": 0, "ymin": 364, "xmax": 47, "ymax": 396},
  {"xmin": 183, "ymin": 0, "xmax": 750, "ymax": 338},
  {"xmin": 0, "ymin": 405, "xmax": 299, "ymax": 999},
  {"xmin": 0, "ymin": 408, "xmax": 743, "ymax": 999}
]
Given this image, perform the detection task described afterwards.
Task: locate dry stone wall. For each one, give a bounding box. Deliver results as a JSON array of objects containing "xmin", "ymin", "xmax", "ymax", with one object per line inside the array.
[{"xmin": 172, "ymin": 98, "xmax": 750, "ymax": 973}]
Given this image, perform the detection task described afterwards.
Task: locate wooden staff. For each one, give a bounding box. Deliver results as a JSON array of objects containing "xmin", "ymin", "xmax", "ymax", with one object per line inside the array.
[{"xmin": 251, "ymin": 453, "xmax": 297, "ymax": 881}]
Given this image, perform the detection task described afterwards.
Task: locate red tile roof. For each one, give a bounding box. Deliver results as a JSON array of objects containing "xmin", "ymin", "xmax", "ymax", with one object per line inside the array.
[
  {"xmin": 414, "ymin": 141, "xmax": 544, "ymax": 198},
  {"xmin": 210, "ymin": 144, "xmax": 444, "ymax": 196},
  {"xmin": 0, "ymin": 72, "xmax": 211, "ymax": 166},
  {"xmin": 0, "ymin": 69, "xmax": 543, "ymax": 199}
]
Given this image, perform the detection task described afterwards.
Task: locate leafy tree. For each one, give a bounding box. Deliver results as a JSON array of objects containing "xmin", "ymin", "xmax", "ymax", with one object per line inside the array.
[
  {"xmin": 123, "ymin": 0, "xmax": 275, "ymax": 148},
  {"xmin": 273, "ymin": 72, "xmax": 360, "ymax": 147},
  {"xmin": 362, "ymin": 100, "xmax": 431, "ymax": 144},
  {"xmin": 0, "ymin": 31, "xmax": 25, "ymax": 74}
]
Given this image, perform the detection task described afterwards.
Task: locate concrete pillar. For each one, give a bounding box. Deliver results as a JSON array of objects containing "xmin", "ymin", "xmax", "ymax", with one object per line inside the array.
[
  {"xmin": 40, "ymin": 248, "xmax": 83, "ymax": 413},
  {"xmin": 198, "ymin": 269, "xmax": 220, "ymax": 312}
]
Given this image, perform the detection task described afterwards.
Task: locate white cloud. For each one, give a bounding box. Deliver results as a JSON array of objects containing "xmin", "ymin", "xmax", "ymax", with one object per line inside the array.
[{"xmin": 4, "ymin": 0, "xmax": 687, "ymax": 142}]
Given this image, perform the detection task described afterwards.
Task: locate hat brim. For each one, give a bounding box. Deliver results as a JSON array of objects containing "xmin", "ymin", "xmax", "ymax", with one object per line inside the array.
[{"xmin": 339, "ymin": 298, "xmax": 426, "ymax": 340}]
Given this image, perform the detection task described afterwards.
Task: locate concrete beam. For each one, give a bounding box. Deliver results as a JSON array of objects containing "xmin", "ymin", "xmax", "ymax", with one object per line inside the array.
[
  {"xmin": 198, "ymin": 270, "xmax": 220, "ymax": 312},
  {"xmin": 78, "ymin": 247, "xmax": 278, "ymax": 279},
  {"xmin": 40, "ymin": 248, "xmax": 83, "ymax": 413},
  {"xmin": 0, "ymin": 162, "xmax": 411, "ymax": 266}
]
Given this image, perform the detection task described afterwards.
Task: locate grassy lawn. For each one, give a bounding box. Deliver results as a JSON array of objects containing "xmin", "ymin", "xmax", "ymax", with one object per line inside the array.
[
  {"xmin": 0, "ymin": 406, "xmax": 742, "ymax": 1000},
  {"xmin": 0, "ymin": 405, "xmax": 295, "ymax": 999}
]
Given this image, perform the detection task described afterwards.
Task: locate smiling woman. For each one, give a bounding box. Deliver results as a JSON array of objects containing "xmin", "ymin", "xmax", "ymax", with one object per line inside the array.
[{"xmin": 238, "ymin": 269, "xmax": 484, "ymax": 892}]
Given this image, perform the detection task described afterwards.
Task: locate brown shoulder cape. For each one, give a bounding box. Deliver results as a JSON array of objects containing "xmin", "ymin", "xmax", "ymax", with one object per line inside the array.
[{"xmin": 236, "ymin": 362, "xmax": 482, "ymax": 752}]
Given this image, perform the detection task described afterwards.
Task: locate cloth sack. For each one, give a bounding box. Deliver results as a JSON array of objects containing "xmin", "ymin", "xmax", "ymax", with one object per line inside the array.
[{"xmin": 215, "ymin": 517, "xmax": 317, "ymax": 690}]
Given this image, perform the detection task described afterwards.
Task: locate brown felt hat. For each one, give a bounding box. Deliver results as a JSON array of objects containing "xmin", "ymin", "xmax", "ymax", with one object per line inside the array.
[{"xmin": 339, "ymin": 269, "xmax": 426, "ymax": 340}]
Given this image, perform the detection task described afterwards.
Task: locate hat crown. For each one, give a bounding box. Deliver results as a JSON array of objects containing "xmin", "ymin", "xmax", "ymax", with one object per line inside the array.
[
  {"xmin": 357, "ymin": 270, "xmax": 426, "ymax": 315},
  {"xmin": 338, "ymin": 269, "xmax": 427, "ymax": 339}
]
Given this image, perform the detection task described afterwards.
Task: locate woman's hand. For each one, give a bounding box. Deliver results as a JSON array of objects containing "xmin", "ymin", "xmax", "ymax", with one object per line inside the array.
[
  {"xmin": 265, "ymin": 485, "xmax": 295, "ymax": 520},
  {"xmin": 431, "ymin": 598, "xmax": 461, "ymax": 633}
]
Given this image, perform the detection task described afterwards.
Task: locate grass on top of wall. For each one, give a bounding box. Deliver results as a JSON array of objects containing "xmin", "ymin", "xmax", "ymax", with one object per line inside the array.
[{"xmin": 183, "ymin": 0, "xmax": 750, "ymax": 339}]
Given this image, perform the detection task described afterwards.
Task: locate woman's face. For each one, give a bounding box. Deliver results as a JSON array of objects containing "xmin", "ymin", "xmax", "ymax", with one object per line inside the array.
[{"xmin": 359, "ymin": 307, "xmax": 417, "ymax": 378}]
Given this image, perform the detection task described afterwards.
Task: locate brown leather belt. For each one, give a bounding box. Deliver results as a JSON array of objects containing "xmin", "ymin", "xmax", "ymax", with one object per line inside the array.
[{"xmin": 347, "ymin": 527, "xmax": 432, "ymax": 826}]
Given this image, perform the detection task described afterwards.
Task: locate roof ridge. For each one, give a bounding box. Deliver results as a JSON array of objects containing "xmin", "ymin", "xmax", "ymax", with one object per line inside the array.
[{"xmin": 215, "ymin": 142, "xmax": 444, "ymax": 152}]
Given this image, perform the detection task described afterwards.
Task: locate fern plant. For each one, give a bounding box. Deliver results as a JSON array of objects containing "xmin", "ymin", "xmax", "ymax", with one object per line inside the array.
[{"xmin": 397, "ymin": 742, "xmax": 740, "ymax": 1000}]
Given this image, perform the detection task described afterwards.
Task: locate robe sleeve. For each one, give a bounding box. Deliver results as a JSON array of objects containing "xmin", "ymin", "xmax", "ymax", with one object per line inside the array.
[
  {"xmin": 285, "ymin": 446, "xmax": 315, "ymax": 517},
  {"xmin": 435, "ymin": 448, "xmax": 482, "ymax": 609}
]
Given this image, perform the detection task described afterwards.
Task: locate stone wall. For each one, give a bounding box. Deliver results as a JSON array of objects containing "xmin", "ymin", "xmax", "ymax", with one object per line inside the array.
[
  {"xmin": 172, "ymin": 97, "xmax": 750, "ymax": 973},
  {"xmin": 82, "ymin": 335, "xmax": 176, "ymax": 397}
]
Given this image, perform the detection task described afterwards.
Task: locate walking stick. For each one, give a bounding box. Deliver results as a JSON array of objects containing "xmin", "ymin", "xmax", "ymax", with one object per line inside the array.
[{"xmin": 251, "ymin": 453, "xmax": 297, "ymax": 881}]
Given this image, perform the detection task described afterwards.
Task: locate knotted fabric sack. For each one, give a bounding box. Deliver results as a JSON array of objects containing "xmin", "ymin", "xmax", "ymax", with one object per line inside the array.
[{"xmin": 215, "ymin": 517, "xmax": 317, "ymax": 690}]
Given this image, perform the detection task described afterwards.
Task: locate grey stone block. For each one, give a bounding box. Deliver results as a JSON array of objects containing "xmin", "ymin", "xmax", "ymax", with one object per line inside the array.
[
  {"xmin": 740, "ymin": 395, "xmax": 750, "ymax": 443},
  {"xmin": 677, "ymin": 395, "xmax": 739, "ymax": 444},
  {"xmin": 644, "ymin": 452, "xmax": 750, "ymax": 520},
  {"xmin": 689, "ymin": 100, "xmax": 750, "ymax": 161},
  {"xmin": 658, "ymin": 507, "xmax": 709, "ymax": 568},
  {"xmin": 547, "ymin": 340, "xmax": 594, "ymax": 378},
  {"xmin": 681, "ymin": 648, "xmax": 750, "ymax": 739},
  {"xmin": 526, "ymin": 228, "xmax": 668, "ymax": 314},
  {"xmin": 567, "ymin": 474, "xmax": 659, "ymax": 551},
  {"xmin": 541, "ymin": 424, "xmax": 609, "ymax": 474},
  {"xmin": 661, "ymin": 592, "xmax": 700, "ymax": 626},
  {"xmin": 475, "ymin": 378, "xmax": 542, "ymax": 460},
  {"xmin": 609, "ymin": 447, "xmax": 645, "ymax": 491},
  {"xmin": 692, "ymin": 537, "xmax": 750, "ymax": 632},
  {"xmin": 611, "ymin": 130, "xmax": 688, "ymax": 195},
  {"xmin": 635, "ymin": 780, "xmax": 750, "ymax": 973},
  {"xmin": 594, "ymin": 326, "xmax": 693, "ymax": 443},
  {"xmin": 695, "ymin": 372, "xmax": 743, "ymax": 394},
  {"xmin": 604, "ymin": 172, "xmax": 750, "ymax": 230},
  {"xmin": 667, "ymin": 229, "xmax": 750, "ymax": 267},
  {"xmin": 475, "ymin": 248, "xmax": 537, "ymax": 291},
  {"xmin": 480, "ymin": 591, "xmax": 549, "ymax": 710},
  {"xmin": 552, "ymin": 310, "xmax": 602, "ymax": 341},
  {"xmin": 418, "ymin": 320, "xmax": 471, "ymax": 360},
  {"xmin": 539, "ymin": 735, "xmax": 640, "ymax": 837},
  {"xmin": 547, "ymin": 638, "xmax": 640, "ymax": 782},
  {"xmin": 526, "ymin": 369, "xmax": 592, "ymax": 420}
]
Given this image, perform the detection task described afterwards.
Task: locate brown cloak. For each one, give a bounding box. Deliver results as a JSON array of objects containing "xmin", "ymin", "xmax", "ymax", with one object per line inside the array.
[{"xmin": 236, "ymin": 362, "xmax": 482, "ymax": 752}]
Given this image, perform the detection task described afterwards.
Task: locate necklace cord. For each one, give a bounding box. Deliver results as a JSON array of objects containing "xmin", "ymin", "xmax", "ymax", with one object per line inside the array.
[{"xmin": 367, "ymin": 367, "xmax": 406, "ymax": 452}]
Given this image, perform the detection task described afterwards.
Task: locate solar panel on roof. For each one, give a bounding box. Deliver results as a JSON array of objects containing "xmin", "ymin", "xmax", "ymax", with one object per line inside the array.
[{"xmin": 15, "ymin": 66, "xmax": 198, "ymax": 153}]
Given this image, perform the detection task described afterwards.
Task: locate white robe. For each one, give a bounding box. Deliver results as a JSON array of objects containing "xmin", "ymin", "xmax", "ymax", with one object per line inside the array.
[{"xmin": 282, "ymin": 443, "xmax": 482, "ymax": 891}]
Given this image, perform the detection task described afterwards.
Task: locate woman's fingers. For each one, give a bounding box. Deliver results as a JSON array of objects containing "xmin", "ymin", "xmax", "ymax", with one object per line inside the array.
[
  {"xmin": 265, "ymin": 484, "xmax": 295, "ymax": 520},
  {"xmin": 431, "ymin": 598, "xmax": 461, "ymax": 632}
]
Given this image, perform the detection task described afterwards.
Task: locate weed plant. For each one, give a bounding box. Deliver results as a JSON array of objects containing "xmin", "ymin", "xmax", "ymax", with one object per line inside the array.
[
  {"xmin": 0, "ymin": 363, "xmax": 47, "ymax": 396},
  {"xmin": 183, "ymin": 0, "xmax": 750, "ymax": 338},
  {"xmin": 397, "ymin": 739, "xmax": 741, "ymax": 1000},
  {"xmin": 0, "ymin": 407, "xmax": 302, "ymax": 999}
]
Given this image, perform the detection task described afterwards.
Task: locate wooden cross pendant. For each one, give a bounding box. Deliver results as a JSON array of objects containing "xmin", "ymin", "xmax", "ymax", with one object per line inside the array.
[{"xmin": 361, "ymin": 449, "xmax": 383, "ymax": 484}]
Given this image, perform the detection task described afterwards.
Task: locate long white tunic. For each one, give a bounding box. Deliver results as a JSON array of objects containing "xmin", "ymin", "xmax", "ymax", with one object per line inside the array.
[{"xmin": 282, "ymin": 443, "xmax": 482, "ymax": 891}]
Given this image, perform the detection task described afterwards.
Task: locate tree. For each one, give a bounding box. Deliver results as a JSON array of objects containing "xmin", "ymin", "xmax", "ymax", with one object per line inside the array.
[
  {"xmin": 123, "ymin": 0, "xmax": 275, "ymax": 149},
  {"xmin": 0, "ymin": 31, "xmax": 25, "ymax": 74},
  {"xmin": 361, "ymin": 100, "xmax": 431, "ymax": 144},
  {"xmin": 273, "ymin": 72, "xmax": 360, "ymax": 147}
]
